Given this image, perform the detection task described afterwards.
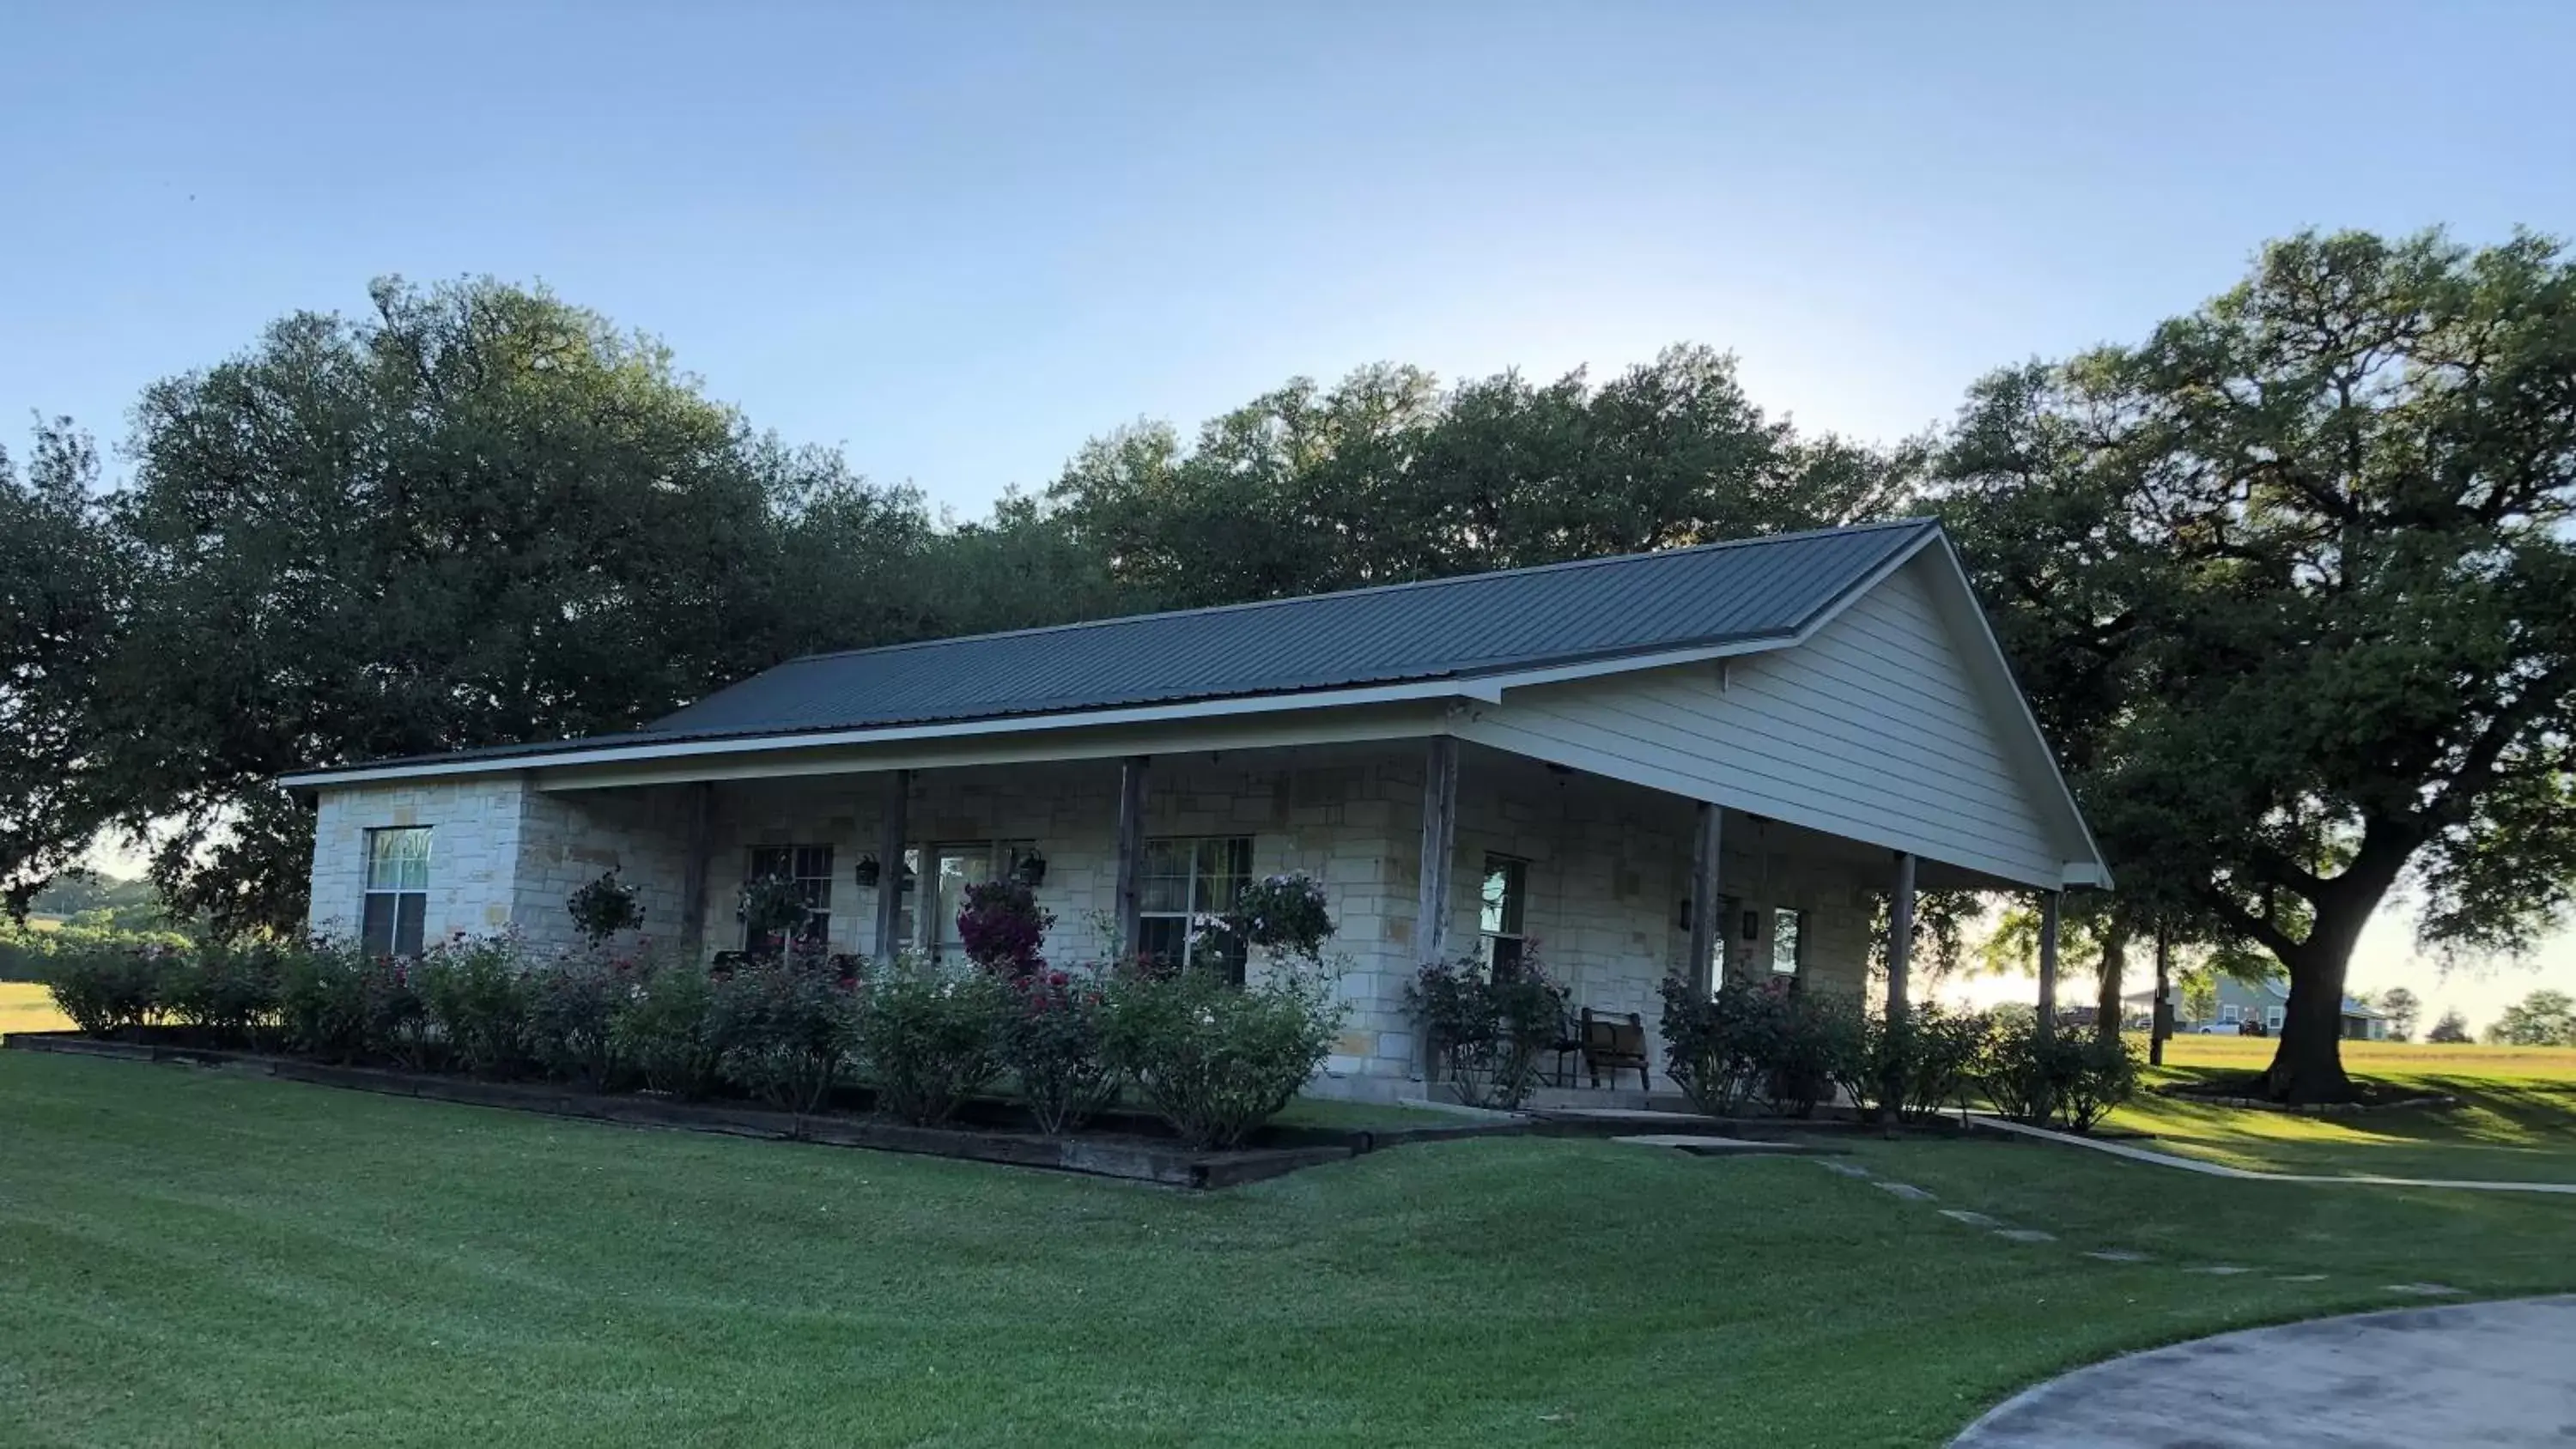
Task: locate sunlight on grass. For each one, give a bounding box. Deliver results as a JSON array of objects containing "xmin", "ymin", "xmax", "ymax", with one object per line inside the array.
[
  {"xmin": 0, "ymin": 980, "xmax": 70, "ymax": 1036},
  {"xmin": 2107, "ymin": 1040, "xmax": 2576, "ymax": 1182}
]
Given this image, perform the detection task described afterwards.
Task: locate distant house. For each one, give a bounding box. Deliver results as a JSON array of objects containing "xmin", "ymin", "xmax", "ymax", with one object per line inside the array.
[
  {"xmin": 2174, "ymin": 983, "xmax": 2391, "ymax": 1040},
  {"xmin": 279, "ymin": 519, "xmax": 2111, "ymax": 1097}
]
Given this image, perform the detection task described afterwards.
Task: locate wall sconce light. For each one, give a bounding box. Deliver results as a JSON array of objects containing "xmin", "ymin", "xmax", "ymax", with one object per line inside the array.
[
  {"xmin": 854, "ymin": 855, "xmax": 881, "ymax": 888},
  {"xmin": 1017, "ymin": 848, "xmax": 1048, "ymax": 887},
  {"xmin": 1741, "ymin": 910, "xmax": 1760, "ymax": 942}
]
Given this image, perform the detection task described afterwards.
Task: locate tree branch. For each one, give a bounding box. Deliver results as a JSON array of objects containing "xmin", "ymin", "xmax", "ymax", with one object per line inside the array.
[{"xmin": 2421, "ymin": 662, "xmax": 2576, "ymax": 829}]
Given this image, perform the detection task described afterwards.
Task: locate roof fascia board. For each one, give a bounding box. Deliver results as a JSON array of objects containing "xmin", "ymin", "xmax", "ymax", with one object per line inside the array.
[
  {"xmin": 279, "ymin": 681, "xmax": 1486, "ymax": 790},
  {"xmin": 1479, "ymin": 636, "xmax": 1791, "ymax": 694},
  {"xmin": 532, "ymin": 704, "xmax": 1455, "ymax": 792}
]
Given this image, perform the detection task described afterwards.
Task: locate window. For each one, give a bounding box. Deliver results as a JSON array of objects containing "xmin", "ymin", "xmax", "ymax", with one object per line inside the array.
[
  {"xmin": 927, "ymin": 840, "xmax": 1034, "ymax": 959},
  {"xmin": 1479, "ymin": 855, "xmax": 1528, "ymax": 977},
  {"xmin": 744, "ymin": 844, "xmax": 834, "ymax": 952},
  {"xmin": 361, "ymin": 827, "xmax": 432, "ymax": 957},
  {"xmin": 1137, "ymin": 837, "xmax": 1252, "ymax": 981},
  {"xmin": 2265, "ymin": 1005, "xmax": 2286, "ymax": 1032},
  {"xmin": 2219, "ymin": 1003, "xmax": 2242, "ymax": 1025},
  {"xmin": 1771, "ymin": 907, "xmax": 1803, "ymax": 976}
]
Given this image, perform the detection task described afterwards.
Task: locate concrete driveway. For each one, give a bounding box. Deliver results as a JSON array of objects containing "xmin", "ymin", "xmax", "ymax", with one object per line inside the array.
[{"xmin": 1952, "ymin": 1295, "xmax": 2576, "ymax": 1448}]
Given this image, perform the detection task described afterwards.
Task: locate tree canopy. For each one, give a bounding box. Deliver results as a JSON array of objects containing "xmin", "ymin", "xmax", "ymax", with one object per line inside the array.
[
  {"xmin": 2486, "ymin": 989, "xmax": 2576, "ymax": 1047},
  {"xmin": 3, "ymin": 233, "xmax": 2571, "ymax": 1109},
  {"xmin": 1935, "ymin": 229, "xmax": 2576, "ymax": 1101}
]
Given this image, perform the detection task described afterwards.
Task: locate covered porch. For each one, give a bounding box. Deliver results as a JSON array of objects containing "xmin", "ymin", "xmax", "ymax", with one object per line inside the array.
[{"xmin": 403, "ymin": 732, "xmax": 2058, "ymax": 1093}]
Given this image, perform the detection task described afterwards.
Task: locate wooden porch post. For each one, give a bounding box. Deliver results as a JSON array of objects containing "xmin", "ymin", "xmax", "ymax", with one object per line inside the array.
[
  {"xmin": 1114, "ymin": 755, "xmax": 1149, "ymax": 961},
  {"xmin": 873, "ymin": 769, "xmax": 910, "ymax": 961},
  {"xmin": 2150, "ymin": 925, "xmax": 2172, "ymax": 1067},
  {"xmin": 1416, "ymin": 737, "xmax": 1460, "ymax": 967},
  {"xmin": 677, "ymin": 781, "xmax": 713, "ymax": 961},
  {"xmin": 1686, "ymin": 801, "xmax": 1722, "ymax": 992},
  {"xmin": 1880, "ymin": 851, "xmax": 1916, "ymax": 1122},
  {"xmin": 2037, "ymin": 889, "xmax": 2062, "ymax": 1046}
]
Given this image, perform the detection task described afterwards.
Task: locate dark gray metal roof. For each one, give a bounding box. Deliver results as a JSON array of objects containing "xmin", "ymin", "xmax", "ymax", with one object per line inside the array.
[
  {"xmin": 290, "ymin": 518, "xmax": 1938, "ymax": 777},
  {"xmin": 652, "ymin": 518, "xmax": 1936, "ymax": 737}
]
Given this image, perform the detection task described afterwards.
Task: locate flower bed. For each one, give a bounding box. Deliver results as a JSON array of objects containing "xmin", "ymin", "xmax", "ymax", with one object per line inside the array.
[{"xmin": 16, "ymin": 878, "xmax": 1410, "ymax": 1184}]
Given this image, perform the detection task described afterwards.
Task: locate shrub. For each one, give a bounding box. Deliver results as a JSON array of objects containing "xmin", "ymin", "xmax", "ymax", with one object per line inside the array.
[
  {"xmin": 611, "ymin": 957, "xmax": 722, "ymax": 1100},
  {"xmin": 276, "ymin": 941, "xmax": 374, "ymax": 1062},
  {"xmin": 361, "ymin": 955, "xmax": 434, "ymax": 1070},
  {"xmin": 997, "ymin": 967, "xmax": 1121, "ymax": 1134},
  {"xmin": 525, "ymin": 950, "xmax": 636, "ymax": 1088},
  {"xmin": 1103, "ymin": 963, "xmax": 1344, "ymax": 1149},
  {"xmin": 708, "ymin": 953, "xmax": 852, "ymax": 1113},
  {"xmin": 417, "ymin": 934, "xmax": 529, "ymax": 1076},
  {"xmin": 1978, "ymin": 1014, "xmax": 2138, "ymax": 1132},
  {"xmin": 2056, "ymin": 1033, "xmax": 2140, "ymax": 1132},
  {"xmin": 956, "ymin": 878, "xmax": 1053, "ymax": 977},
  {"xmin": 1406, "ymin": 953, "xmax": 1567, "ymax": 1110},
  {"xmin": 854, "ymin": 958, "xmax": 1006, "ymax": 1125},
  {"xmin": 565, "ymin": 870, "xmax": 646, "ymax": 945},
  {"xmin": 1657, "ymin": 976, "xmax": 1762, "ymax": 1116},
  {"xmin": 1748, "ymin": 986, "xmax": 1866, "ymax": 1118},
  {"xmin": 43, "ymin": 946, "xmax": 167, "ymax": 1037},
  {"xmin": 1844, "ymin": 1000, "xmax": 1990, "ymax": 1125},
  {"xmin": 158, "ymin": 943, "xmax": 283, "ymax": 1043}
]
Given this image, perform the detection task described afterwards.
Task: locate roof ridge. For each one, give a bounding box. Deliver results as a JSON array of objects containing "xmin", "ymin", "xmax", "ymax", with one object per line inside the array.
[{"xmin": 774, "ymin": 517, "xmax": 1941, "ymax": 670}]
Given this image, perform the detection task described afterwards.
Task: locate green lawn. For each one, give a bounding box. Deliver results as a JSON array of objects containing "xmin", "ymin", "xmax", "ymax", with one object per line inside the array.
[
  {"xmin": 4, "ymin": 1051, "xmax": 2573, "ymax": 1447},
  {"xmin": 2108, "ymin": 1038, "xmax": 2576, "ymax": 1183}
]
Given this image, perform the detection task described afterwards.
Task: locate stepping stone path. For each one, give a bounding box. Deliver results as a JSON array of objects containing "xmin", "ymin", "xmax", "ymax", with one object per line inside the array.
[
  {"xmin": 1798, "ymin": 1157, "xmax": 2495, "ymax": 1323},
  {"xmin": 1609, "ymin": 1134, "xmax": 1815, "ymax": 1156},
  {"xmin": 1806, "ymin": 1160, "xmax": 2385, "ymax": 1300}
]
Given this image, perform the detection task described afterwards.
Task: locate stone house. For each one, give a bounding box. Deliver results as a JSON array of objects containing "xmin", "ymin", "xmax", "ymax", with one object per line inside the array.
[{"xmin": 284, "ymin": 518, "xmax": 2110, "ymax": 1098}]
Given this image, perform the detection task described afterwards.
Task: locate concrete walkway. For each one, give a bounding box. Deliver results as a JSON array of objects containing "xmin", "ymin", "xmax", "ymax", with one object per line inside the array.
[
  {"xmin": 1969, "ymin": 1114, "xmax": 2576, "ymax": 1195},
  {"xmin": 1953, "ymin": 1295, "xmax": 2576, "ymax": 1447}
]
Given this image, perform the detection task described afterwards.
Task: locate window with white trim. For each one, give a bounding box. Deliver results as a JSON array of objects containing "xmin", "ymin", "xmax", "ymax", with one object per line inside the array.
[
  {"xmin": 1479, "ymin": 855, "xmax": 1528, "ymax": 978},
  {"xmin": 2220, "ymin": 1003, "xmax": 2242, "ymax": 1024},
  {"xmin": 1771, "ymin": 907, "xmax": 1804, "ymax": 976},
  {"xmin": 1137, "ymin": 837, "xmax": 1251, "ymax": 982},
  {"xmin": 361, "ymin": 827, "xmax": 432, "ymax": 957},
  {"xmin": 744, "ymin": 844, "xmax": 834, "ymax": 952},
  {"xmin": 2265, "ymin": 1004, "xmax": 2286, "ymax": 1032}
]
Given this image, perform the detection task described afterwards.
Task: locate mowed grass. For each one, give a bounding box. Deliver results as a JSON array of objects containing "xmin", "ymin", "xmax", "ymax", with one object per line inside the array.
[
  {"xmin": 0, "ymin": 980, "xmax": 72, "ymax": 1036},
  {"xmin": 5, "ymin": 1052, "xmax": 2576, "ymax": 1446},
  {"xmin": 2109, "ymin": 1035, "xmax": 2576, "ymax": 1182}
]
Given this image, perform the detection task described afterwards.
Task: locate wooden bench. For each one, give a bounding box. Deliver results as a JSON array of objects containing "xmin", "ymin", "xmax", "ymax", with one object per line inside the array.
[{"xmin": 1579, "ymin": 1007, "xmax": 1650, "ymax": 1090}]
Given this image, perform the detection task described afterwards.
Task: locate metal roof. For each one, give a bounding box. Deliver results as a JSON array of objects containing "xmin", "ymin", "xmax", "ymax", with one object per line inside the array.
[
  {"xmin": 653, "ymin": 518, "xmax": 1937, "ymax": 737},
  {"xmin": 288, "ymin": 518, "xmax": 1939, "ymax": 778}
]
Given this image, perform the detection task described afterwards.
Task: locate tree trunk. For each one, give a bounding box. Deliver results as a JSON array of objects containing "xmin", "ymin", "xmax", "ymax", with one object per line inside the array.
[
  {"xmin": 2264, "ymin": 951, "xmax": 2355, "ymax": 1104},
  {"xmin": 2093, "ymin": 921, "xmax": 2131, "ymax": 1047},
  {"xmin": 2259, "ymin": 828, "xmax": 2416, "ymax": 1106}
]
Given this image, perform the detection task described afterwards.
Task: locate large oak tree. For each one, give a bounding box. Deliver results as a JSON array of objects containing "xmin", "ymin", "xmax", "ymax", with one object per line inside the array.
[{"xmin": 1941, "ymin": 230, "xmax": 2576, "ymax": 1102}]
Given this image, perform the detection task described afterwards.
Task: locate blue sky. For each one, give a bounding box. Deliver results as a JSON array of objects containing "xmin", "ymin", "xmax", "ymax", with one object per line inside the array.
[
  {"xmin": 7, "ymin": 0, "xmax": 2573, "ymax": 1022},
  {"xmin": 7, "ymin": 0, "xmax": 2572, "ymax": 516}
]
